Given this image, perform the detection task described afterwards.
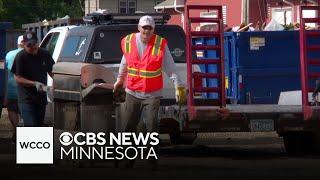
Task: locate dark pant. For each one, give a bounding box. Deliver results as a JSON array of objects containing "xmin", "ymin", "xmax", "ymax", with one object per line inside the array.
[
  {"xmin": 7, "ymin": 99, "xmax": 20, "ymax": 113},
  {"xmin": 18, "ymin": 103, "xmax": 46, "ymax": 127}
]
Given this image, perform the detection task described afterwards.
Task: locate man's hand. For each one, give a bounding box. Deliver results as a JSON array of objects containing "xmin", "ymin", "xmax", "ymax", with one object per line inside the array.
[
  {"xmin": 113, "ymin": 79, "xmax": 124, "ymax": 92},
  {"xmin": 113, "ymin": 79, "xmax": 125, "ymax": 102},
  {"xmin": 34, "ymin": 81, "xmax": 46, "ymax": 92},
  {"xmin": 175, "ymin": 86, "xmax": 187, "ymax": 105}
]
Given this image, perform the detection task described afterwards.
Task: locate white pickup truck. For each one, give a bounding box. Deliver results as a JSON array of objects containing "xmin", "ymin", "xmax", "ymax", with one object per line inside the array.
[{"xmin": 40, "ymin": 24, "xmax": 188, "ymax": 101}]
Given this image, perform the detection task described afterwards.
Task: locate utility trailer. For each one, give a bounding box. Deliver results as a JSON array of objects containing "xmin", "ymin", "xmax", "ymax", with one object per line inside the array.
[{"xmin": 165, "ymin": 5, "xmax": 320, "ymax": 154}]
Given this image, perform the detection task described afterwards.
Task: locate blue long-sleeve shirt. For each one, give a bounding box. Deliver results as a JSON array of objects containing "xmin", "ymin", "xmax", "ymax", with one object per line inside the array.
[{"xmin": 118, "ymin": 33, "xmax": 184, "ymax": 99}]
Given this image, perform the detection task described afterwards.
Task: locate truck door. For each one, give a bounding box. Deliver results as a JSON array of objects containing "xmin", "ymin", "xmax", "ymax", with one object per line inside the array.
[{"xmin": 40, "ymin": 31, "xmax": 61, "ymax": 102}]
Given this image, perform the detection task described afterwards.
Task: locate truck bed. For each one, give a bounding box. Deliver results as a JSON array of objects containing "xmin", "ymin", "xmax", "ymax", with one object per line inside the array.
[
  {"xmin": 171, "ymin": 104, "xmax": 320, "ymax": 132},
  {"xmin": 196, "ymin": 104, "xmax": 302, "ymax": 114}
]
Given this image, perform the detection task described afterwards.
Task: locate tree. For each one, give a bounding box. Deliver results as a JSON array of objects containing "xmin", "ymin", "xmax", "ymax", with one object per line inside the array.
[{"xmin": 0, "ymin": 0, "xmax": 84, "ymax": 28}]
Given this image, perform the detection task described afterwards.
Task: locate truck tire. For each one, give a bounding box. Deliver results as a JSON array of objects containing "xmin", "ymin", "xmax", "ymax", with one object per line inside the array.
[
  {"xmin": 170, "ymin": 132, "xmax": 197, "ymax": 145},
  {"xmin": 283, "ymin": 132, "xmax": 314, "ymax": 155},
  {"xmin": 311, "ymin": 131, "xmax": 320, "ymax": 154}
]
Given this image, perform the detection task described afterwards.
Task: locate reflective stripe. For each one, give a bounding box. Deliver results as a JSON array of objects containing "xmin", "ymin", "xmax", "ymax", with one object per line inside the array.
[
  {"xmin": 140, "ymin": 68, "xmax": 162, "ymax": 78},
  {"xmin": 128, "ymin": 67, "xmax": 138, "ymax": 71},
  {"xmin": 158, "ymin": 38, "xmax": 164, "ymax": 56},
  {"xmin": 127, "ymin": 67, "xmax": 162, "ymax": 78},
  {"xmin": 152, "ymin": 35, "xmax": 163, "ymax": 56},
  {"xmin": 128, "ymin": 67, "xmax": 138, "ymax": 76},
  {"xmin": 125, "ymin": 34, "xmax": 133, "ymax": 53}
]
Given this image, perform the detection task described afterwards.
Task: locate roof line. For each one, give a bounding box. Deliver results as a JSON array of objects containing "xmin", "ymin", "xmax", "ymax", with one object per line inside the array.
[{"xmin": 154, "ymin": 5, "xmax": 184, "ymax": 10}]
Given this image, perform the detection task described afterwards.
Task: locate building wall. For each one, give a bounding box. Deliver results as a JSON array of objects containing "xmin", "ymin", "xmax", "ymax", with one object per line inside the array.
[
  {"xmin": 137, "ymin": 0, "xmax": 157, "ymax": 13},
  {"xmin": 186, "ymin": 0, "xmax": 243, "ymax": 27},
  {"xmin": 85, "ymin": 0, "xmax": 320, "ymax": 29},
  {"xmin": 162, "ymin": 0, "xmax": 243, "ymax": 29},
  {"xmin": 249, "ymin": 0, "xmax": 268, "ymax": 27},
  {"xmin": 162, "ymin": 9, "xmax": 183, "ymax": 26},
  {"xmin": 85, "ymin": 0, "xmax": 100, "ymax": 15},
  {"xmin": 99, "ymin": 0, "xmax": 119, "ymax": 13},
  {"xmin": 249, "ymin": 0, "xmax": 320, "ymax": 29},
  {"xmin": 267, "ymin": 0, "xmax": 301, "ymax": 23},
  {"xmin": 85, "ymin": 0, "xmax": 160, "ymax": 14}
]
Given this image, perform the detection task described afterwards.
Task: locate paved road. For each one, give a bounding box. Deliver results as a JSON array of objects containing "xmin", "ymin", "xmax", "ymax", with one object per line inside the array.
[{"xmin": 1, "ymin": 109, "xmax": 320, "ymax": 179}]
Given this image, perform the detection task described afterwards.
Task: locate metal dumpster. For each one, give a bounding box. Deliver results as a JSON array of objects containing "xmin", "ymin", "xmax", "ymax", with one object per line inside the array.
[{"xmin": 224, "ymin": 30, "xmax": 320, "ymax": 104}]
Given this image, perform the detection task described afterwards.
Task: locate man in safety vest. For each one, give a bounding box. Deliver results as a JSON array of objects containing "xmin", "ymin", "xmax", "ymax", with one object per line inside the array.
[{"xmin": 113, "ymin": 15, "xmax": 186, "ymax": 169}]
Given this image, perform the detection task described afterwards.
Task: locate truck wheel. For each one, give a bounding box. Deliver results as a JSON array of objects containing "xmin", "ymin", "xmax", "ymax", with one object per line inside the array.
[
  {"xmin": 283, "ymin": 132, "xmax": 314, "ymax": 155},
  {"xmin": 169, "ymin": 131, "xmax": 181, "ymax": 144},
  {"xmin": 170, "ymin": 132, "xmax": 197, "ymax": 145},
  {"xmin": 311, "ymin": 131, "xmax": 320, "ymax": 154}
]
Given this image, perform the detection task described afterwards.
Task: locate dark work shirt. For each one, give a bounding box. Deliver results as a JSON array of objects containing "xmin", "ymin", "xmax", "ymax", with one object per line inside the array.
[{"xmin": 11, "ymin": 48, "xmax": 55, "ymax": 105}]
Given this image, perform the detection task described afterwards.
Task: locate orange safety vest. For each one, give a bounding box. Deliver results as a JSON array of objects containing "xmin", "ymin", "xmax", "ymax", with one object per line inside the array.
[{"xmin": 121, "ymin": 33, "xmax": 167, "ymax": 93}]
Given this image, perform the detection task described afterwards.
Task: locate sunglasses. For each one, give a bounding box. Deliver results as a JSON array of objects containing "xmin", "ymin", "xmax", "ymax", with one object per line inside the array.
[
  {"xmin": 142, "ymin": 26, "xmax": 153, "ymax": 31},
  {"xmin": 26, "ymin": 43, "xmax": 36, "ymax": 48}
]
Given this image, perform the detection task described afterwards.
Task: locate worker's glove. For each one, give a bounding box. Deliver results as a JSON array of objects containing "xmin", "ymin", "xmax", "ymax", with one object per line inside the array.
[
  {"xmin": 34, "ymin": 81, "xmax": 46, "ymax": 92},
  {"xmin": 175, "ymin": 86, "xmax": 187, "ymax": 105}
]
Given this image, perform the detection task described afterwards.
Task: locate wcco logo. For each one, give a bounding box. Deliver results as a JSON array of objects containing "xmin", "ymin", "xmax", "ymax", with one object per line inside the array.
[
  {"xmin": 16, "ymin": 127, "xmax": 53, "ymax": 164},
  {"xmin": 19, "ymin": 141, "xmax": 51, "ymax": 149}
]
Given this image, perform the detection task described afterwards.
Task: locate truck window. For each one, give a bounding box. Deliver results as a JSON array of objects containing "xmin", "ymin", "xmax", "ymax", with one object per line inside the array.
[
  {"xmin": 61, "ymin": 36, "xmax": 87, "ymax": 57},
  {"xmin": 40, "ymin": 32, "xmax": 60, "ymax": 56},
  {"xmin": 88, "ymin": 30, "xmax": 128, "ymax": 63},
  {"xmin": 88, "ymin": 26, "xmax": 186, "ymax": 64}
]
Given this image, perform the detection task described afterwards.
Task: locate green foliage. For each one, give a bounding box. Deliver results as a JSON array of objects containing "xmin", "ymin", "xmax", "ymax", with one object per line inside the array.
[{"xmin": 0, "ymin": 0, "xmax": 84, "ymax": 28}]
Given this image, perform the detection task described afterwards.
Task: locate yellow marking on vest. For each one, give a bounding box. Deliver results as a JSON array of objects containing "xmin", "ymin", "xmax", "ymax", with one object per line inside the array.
[
  {"xmin": 127, "ymin": 67, "xmax": 162, "ymax": 78},
  {"xmin": 125, "ymin": 34, "xmax": 133, "ymax": 53},
  {"xmin": 157, "ymin": 38, "xmax": 164, "ymax": 56}
]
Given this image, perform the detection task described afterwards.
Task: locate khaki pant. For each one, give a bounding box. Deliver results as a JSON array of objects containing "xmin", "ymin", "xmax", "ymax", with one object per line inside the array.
[
  {"xmin": 115, "ymin": 93, "xmax": 160, "ymax": 164},
  {"xmin": 120, "ymin": 93, "xmax": 160, "ymax": 133}
]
